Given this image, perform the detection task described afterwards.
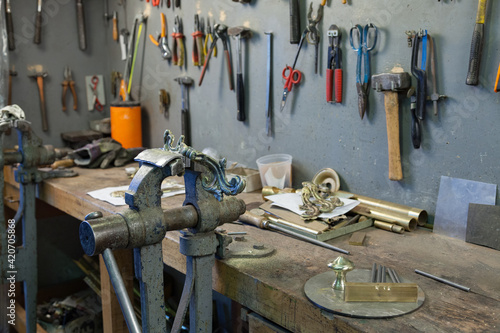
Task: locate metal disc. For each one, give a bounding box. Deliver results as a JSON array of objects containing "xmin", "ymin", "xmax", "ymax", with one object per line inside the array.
[{"xmin": 304, "ymin": 269, "xmax": 425, "ymax": 318}]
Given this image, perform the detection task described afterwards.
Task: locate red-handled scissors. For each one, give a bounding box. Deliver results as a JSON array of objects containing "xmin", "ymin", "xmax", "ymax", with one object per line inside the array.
[{"xmin": 281, "ymin": 65, "xmax": 302, "ymax": 112}]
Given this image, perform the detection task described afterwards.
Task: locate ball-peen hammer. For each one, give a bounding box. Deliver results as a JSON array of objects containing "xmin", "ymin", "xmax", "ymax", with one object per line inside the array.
[
  {"xmin": 372, "ymin": 71, "xmax": 411, "ymax": 181},
  {"xmin": 466, "ymin": 0, "xmax": 488, "ymax": 86}
]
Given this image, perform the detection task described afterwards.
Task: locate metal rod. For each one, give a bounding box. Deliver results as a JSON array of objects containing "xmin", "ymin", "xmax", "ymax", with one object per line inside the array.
[
  {"xmin": 415, "ymin": 269, "xmax": 470, "ymax": 292},
  {"xmin": 387, "ymin": 267, "xmax": 397, "ymax": 283},
  {"xmin": 392, "ymin": 268, "xmax": 402, "ymax": 283},
  {"xmin": 102, "ymin": 249, "xmax": 141, "ymax": 333},
  {"xmin": 376, "ymin": 265, "xmax": 383, "ymax": 283},
  {"xmin": 381, "ymin": 266, "xmax": 386, "ymax": 283},
  {"xmin": 370, "ymin": 263, "xmax": 377, "ymax": 283},
  {"xmin": 268, "ymin": 222, "xmax": 350, "ymax": 255}
]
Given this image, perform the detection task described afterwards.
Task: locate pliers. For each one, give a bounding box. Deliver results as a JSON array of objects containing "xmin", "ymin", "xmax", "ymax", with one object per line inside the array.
[
  {"xmin": 191, "ymin": 14, "xmax": 204, "ymax": 67},
  {"xmin": 204, "ymin": 17, "xmax": 217, "ymax": 58},
  {"xmin": 171, "ymin": 15, "xmax": 185, "ymax": 67},
  {"xmin": 306, "ymin": 2, "xmax": 323, "ymax": 74},
  {"xmin": 326, "ymin": 25, "xmax": 342, "ymax": 103},
  {"xmin": 62, "ymin": 66, "xmax": 77, "ymax": 111},
  {"xmin": 410, "ymin": 30, "xmax": 427, "ymax": 148},
  {"xmin": 148, "ymin": 12, "xmax": 172, "ymax": 60}
]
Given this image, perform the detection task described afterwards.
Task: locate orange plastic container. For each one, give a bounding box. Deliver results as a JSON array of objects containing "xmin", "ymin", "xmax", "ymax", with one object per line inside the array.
[{"xmin": 110, "ymin": 101, "xmax": 142, "ymax": 148}]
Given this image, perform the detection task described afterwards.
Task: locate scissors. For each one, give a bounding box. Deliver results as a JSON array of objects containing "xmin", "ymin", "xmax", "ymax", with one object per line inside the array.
[
  {"xmin": 281, "ymin": 65, "xmax": 302, "ymax": 112},
  {"xmin": 89, "ymin": 76, "xmax": 103, "ymax": 111},
  {"xmin": 349, "ymin": 23, "xmax": 378, "ymax": 119}
]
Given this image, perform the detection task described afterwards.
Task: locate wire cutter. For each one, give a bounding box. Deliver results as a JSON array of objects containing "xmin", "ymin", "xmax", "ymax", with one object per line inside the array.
[
  {"xmin": 204, "ymin": 17, "xmax": 217, "ymax": 58},
  {"xmin": 149, "ymin": 13, "xmax": 172, "ymax": 60},
  {"xmin": 191, "ymin": 14, "xmax": 204, "ymax": 67},
  {"xmin": 349, "ymin": 23, "xmax": 378, "ymax": 119},
  {"xmin": 171, "ymin": 15, "xmax": 185, "ymax": 67},
  {"xmin": 327, "ymin": 25, "xmax": 342, "ymax": 103},
  {"xmin": 306, "ymin": 2, "xmax": 323, "ymax": 74},
  {"xmin": 62, "ymin": 66, "xmax": 77, "ymax": 111}
]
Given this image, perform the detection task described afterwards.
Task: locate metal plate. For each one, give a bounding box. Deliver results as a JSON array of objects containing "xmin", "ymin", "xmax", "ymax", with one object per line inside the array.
[
  {"xmin": 466, "ymin": 203, "xmax": 500, "ymax": 251},
  {"xmin": 304, "ymin": 269, "xmax": 425, "ymax": 318},
  {"xmin": 434, "ymin": 176, "xmax": 496, "ymax": 241}
]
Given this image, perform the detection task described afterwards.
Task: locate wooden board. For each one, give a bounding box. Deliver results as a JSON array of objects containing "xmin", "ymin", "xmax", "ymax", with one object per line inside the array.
[
  {"xmin": 349, "ymin": 232, "xmax": 366, "ymax": 246},
  {"xmin": 466, "ymin": 203, "xmax": 500, "ymax": 251}
]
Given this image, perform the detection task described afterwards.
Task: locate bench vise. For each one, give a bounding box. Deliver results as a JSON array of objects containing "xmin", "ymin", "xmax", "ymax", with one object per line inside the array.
[{"xmin": 80, "ymin": 130, "xmax": 246, "ymax": 333}]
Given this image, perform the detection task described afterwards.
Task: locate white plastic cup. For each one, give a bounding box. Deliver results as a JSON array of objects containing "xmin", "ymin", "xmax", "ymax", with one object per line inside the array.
[{"xmin": 256, "ymin": 154, "xmax": 292, "ymax": 189}]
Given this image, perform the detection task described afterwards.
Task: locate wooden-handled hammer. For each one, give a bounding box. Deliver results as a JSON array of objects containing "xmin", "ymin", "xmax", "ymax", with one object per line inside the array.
[
  {"xmin": 28, "ymin": 71, "xmax": 49, "ymax": 132},
  {"xmin": 372, "ymin": 72, "xmax": 411, "ymax": 181}
]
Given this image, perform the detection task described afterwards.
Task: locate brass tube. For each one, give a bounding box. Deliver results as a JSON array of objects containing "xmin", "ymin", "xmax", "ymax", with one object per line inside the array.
[
  {"xmin": 374, "ymin": 220, "xmax": 404, "ymax": 234},
  {"xmin": 351, "ymin": 204, "xmax": 417, "ymax": 231},
  {"xmin": 338, "ymin": 190, "xmax": 428, "ymax": 226}
]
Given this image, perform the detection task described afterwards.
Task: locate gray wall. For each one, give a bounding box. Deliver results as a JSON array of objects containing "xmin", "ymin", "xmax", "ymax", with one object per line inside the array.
[{"xmin": 10, "ymin": 0, "xmax": 500, "ymax": 222}]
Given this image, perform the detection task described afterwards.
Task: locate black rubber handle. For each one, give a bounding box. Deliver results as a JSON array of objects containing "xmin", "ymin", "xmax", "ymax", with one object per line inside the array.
[
  {"xmin": 236, "ymin": 73, "xmax": 245, "ymax": 122},
  {"xmin": 6, "ymin": 12, "xmax": 15, "ymax": 50},
  {"xmin": 289, "ymin": 0, "xmax": 300, "ymax": 44},
  {"xmin": 411, "ymin": 108, "xmax": 421, "ymax": 149},
  {"xmin": 416, "ymin": 72, "xmax": 427, "ymax": 121},
  {"xmin": 77, "ymin": 1, "xmax": 87, "ymax": 50},
  {"xmin": 466, "ymin": 23, "xmax": 484, "ymax": 86},
  {"xmin": 34, "ymin": 11, "xmax": 42, "ymax": 44},
  {"xmin": 175, "ymin": 0, "xmax": 180, "ymax": 8}
]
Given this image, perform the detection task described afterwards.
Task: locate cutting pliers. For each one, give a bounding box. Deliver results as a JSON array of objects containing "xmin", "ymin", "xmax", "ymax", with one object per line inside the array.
[
  {"xmin": 349, "ymin": 23, "xmax": 378, "ymax": 119},
  {"xmin": 62, "ymin": 66, "xmax": 77, "ymax": 111},
  {"xmin": 171, "ymin": 15, "xmax": 185, "ymax": 67},
  {"xmin": 204, "ymin": 17, "xmax": 217, "ymax": 58},
  {"xmin": 149, "ymin": 12, "xmax": 172, "ymax": 60},
  {"xmin": 191, "ymin": 14, "xmax": 204, "ymax": 67},
  {"xmin": 327, "ymin": 25, "xmax": 342, "ymax": 103}
]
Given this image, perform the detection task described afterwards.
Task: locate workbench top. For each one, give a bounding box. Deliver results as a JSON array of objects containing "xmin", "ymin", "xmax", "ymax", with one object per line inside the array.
[{"xmin": 5, "ymin": 165, "xmax": 500, "ymax": 332}]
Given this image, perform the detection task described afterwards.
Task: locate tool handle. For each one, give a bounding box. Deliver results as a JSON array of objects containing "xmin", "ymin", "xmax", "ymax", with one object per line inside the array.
[
  {"xmin": 70, "ymin": 82, "xmax": 78, "ymax": 110},
  {"xmin": 466, "ymin": 23, "xmax": 484, "ymax": 86},
  {"xmin": 495, "ymin": 63, "xmax": 500, "ymax": 93},
  {"xmin": 239, "ymin": 211, "xmax": 266, "ymax": 228},
  {"xmin": 384, "ymin": 92, "xmax": 402, "ymax": 181},
  {"xmin": 326, "ymin": 68, "xmax": 333, "ymax": 102},
  {"xmin": 167, "ymin": 0, "xmax": 171, "ymax": 8},
  {"xmin": 51, "ymin": 159, "xmax": 75, "ymax": 169},
  {"xmin": 6, "ymin": 11, "xmax": 15, "ymax": 50},
  {"xmin": 416, "ymin": 73, "xmax": 427, "ymax": 120},
  {"xmin": 236, "ymin": 73, "xmax": 245, "ymax": 121},
  {"xmin": 191, "ymin": 35, "xmax": 198, "ymax": 66},
  {"xmin": 149, "ymin": 34, "xmax": 159, "ymax": 46},
  {"xmin": 196, "ymin": 36, "xmax": 205, "ymax": 66},
  {"xmin": 175, "ymin": 0, "xmax": 180, "ymax": 7},
  {"xmin": 62, "ymin": 82, "xmax": 68, "ymax": 111},
  {"xmin": 334, "ymin": 68, "xmax": 343, "ymax": 103},
  {"xmin": 113, "ymin": 15, "xmax": 118, "ymax": 41},
  {"xmin": 77, "ymin": 0, "xmax": 87, "ymax": 50},
  {"xmin": 37, "ymin": 77, "xmax": 48, "ymax": 131},
  {"xmin": 225, "ymin": 50, "xmax": 234, "ymax": 90},
  {"xmin": 178, "ymin": 38, "xmax": 185, "ymax": 67},
  {"xmin": 34, "ymin": 11, "xmax": 42, "ymax": 44},
  {"xmin": 289, "ymin": 0, "xmax": 301, "ymax": 44},
  {"xmin": 181, "ymin": 110, "xmax": 190, "ymax": 146},
  {"xmin": 411, "ymin": 108, "xmax": 421, "ymax": 149}
]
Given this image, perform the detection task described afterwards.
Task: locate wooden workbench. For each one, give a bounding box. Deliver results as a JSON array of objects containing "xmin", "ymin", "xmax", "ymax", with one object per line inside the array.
[{"xmin": 4, "ymin": 165, "xmax": 500, "ymax": 332}]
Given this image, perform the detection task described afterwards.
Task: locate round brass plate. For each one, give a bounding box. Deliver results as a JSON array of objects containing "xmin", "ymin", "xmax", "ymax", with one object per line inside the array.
[{"xmin": 304, "ymin": 269, "xmax": 425, "ymax": 318}]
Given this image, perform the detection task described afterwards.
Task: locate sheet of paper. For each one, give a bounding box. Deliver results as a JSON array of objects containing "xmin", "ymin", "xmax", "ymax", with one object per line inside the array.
[
  {"xmin": 265, "ymin": 192, "xmax": 360, "ymax": 218},
  {"xmin": 87, "ymin": 184, "xmax": 185, "ymax": 206}
]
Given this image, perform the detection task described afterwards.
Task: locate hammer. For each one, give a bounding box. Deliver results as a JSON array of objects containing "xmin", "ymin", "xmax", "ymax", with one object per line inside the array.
[
  {"xmin": 28, "ymin": 71, "xmax": 49, "ymax": 132},
  {"xmin": 228, "ymin": 26, "xmax": 251, "ymax": 122},
  {"xmin": 372, "ymin": 71, "xmax": 411, "ymax": 181},
  {"xmin": 174, "ymin": 76, "xmax": 194, "ymax": 146}
]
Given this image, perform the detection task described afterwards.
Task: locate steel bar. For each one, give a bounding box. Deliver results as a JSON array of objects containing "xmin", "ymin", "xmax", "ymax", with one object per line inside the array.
[
  {"xmin": 415, "ymin": 269, "xmax": 470, "ymax": 292},
  {"xmin": 370, "ymin": 263, "xmax": 377, "ymax": 283},
  {"xmin": 268, "ymin": 222, "xmax": 350, "ymax": 255},
  {"xmin": 102, "ymin": 249, "xmax": 141, "ymax": 333},
  {"xmin": 392, "ymin": 268, "xmax": 402, "ymax": 283}
]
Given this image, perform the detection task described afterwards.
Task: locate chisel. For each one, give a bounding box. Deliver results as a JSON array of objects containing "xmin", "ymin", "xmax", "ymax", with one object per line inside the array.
[
  {"xmin": 77, "ymin": 0, "xmax": 87, "ymax": 50},
  {"xmin": 34, "ymin": 0, "xmax": 42, "ymax": 44},
  {"xmin": 466, "ymin": 0, "xmax": 488, "ymax": 86},
  {"xmin": 5, "ymin": 0, "xmax": 14, "ymax": 50}
]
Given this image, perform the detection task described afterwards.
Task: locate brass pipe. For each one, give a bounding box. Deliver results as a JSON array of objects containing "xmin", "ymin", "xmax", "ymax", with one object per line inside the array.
[
  {"xmin": 351, "ymin": 204, "xmax": 417, "ymax": 231},
  {"xmin": 338, "ymin": 190, "xmax": 427, "ymax": 226},
  {"xmin": 374, "ymin": 220, "xmax": 404, "ymax": 234}
]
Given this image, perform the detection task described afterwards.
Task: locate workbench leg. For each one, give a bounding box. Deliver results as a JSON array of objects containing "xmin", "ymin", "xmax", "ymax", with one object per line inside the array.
[{"xmin": 100, "ymin": 249, "xmax": 134, "ymax": 333}]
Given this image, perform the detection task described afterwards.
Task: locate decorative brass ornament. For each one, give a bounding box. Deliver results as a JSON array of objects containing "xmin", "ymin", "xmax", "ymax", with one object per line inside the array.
[
  {"xmin": 163, "ymin": 130, "xmax": 246, "ymax": 201},
  {"xmin": 299, "ymin": 181, "xmax": 344, "ymax": 220}
]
